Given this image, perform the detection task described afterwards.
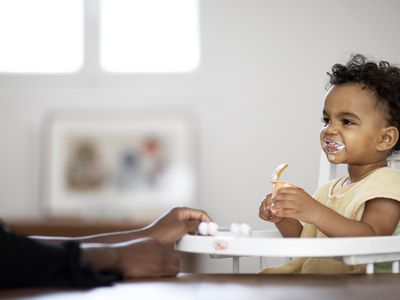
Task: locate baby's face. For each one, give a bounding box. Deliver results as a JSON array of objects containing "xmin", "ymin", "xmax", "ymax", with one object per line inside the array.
[{"xmin": 320, "ymin": 83, "xmax": 389, "ymax": 165}]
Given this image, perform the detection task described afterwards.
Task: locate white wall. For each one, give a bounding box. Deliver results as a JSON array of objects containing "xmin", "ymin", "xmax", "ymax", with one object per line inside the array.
[{"xmin": 1, "ymin": 0, "xmax": 400, "ymax": 273}]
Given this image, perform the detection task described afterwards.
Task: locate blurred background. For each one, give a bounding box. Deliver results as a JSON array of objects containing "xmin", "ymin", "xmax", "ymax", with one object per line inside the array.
[{"xmin": 0, "ymin": 0, "xmax": 400, "ymax": 273}]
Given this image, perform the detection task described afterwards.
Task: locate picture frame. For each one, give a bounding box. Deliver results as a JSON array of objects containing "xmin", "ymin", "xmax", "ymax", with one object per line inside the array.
[{"xmin": 41, "ymin": 110, "xmax": 197, "ymax": 222}]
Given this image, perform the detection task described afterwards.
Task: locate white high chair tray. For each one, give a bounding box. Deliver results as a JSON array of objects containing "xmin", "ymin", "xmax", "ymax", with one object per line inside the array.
[{"xmin": 176, "ymin": 230, "xmax": 400, "ymax": 265}]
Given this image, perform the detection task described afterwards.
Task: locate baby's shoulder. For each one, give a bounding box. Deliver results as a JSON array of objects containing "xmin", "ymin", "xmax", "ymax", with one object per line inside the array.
[
  {"xmin": 361, "ymin": 167, "xmax": 400, "ymax": 194},
  {"xmin": 368, "ymin": 167, "xmax": 400, "ymax": 179}
]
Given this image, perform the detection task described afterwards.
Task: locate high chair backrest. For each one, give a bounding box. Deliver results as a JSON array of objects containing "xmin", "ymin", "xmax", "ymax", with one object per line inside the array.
[
  {"xmin": 388, "ymin": 153, "xmax": 400, "ymax": 169},
  {"xmin": 314, "ymin": 152, "xmax": 400, "ymax": 274}
]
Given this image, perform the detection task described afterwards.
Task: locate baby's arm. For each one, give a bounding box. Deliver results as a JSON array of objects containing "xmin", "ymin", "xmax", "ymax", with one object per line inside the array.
[
  {"xmin": 274, "ymin": 218, "xmax": 303, "ymax": 237},
  {"xmin": 272, "ymin": 187, "xmax": 400, "ymax": 237},
  {"xmin": 314, "ymin": 198, "xmax": 400, "ymax": 237}
]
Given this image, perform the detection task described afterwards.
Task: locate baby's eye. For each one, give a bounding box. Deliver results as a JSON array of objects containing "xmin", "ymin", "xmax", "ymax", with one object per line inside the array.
[
  {"xmin": 342, "ymin": 119, "xmax": 354, "ymax": 125},
  {"xmin": 321, "ymin": 117, "xmax": 330, "ymax": 126}
]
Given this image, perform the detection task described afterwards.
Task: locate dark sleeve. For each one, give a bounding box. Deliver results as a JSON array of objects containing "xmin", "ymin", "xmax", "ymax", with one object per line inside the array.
[{"xmin": 0, "ymin": 224, "xmax": 123, "ymax": 288}]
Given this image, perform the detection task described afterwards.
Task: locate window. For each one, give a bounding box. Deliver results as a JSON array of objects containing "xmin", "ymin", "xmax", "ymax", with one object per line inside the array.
[
  {"xmin": 0, "ymin": 0, "xmax": 200, "ymax": 74},
  {"xmin": 100, "ymin": 0, "xmax": 200, "ymax": 73},
  {"xmin": 0, "ymin": 0, "xmax": 83, "ymax": 73}
]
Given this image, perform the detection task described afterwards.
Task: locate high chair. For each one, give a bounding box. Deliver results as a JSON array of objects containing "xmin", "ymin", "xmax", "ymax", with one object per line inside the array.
[{"xmin": 176, "ymin": 153, "xmax": 400, "ymax": 274}]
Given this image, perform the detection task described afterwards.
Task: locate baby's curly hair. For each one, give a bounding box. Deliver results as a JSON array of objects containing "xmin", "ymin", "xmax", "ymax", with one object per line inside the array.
[{"xmin": 327, "ymin": 53, "xmax": 400, "ymax": 152}]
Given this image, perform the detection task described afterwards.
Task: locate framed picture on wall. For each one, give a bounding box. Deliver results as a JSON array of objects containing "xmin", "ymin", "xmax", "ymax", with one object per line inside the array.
[{"xmin": 41, "ymin": 110, "xmax": 197, "ymax": 222}]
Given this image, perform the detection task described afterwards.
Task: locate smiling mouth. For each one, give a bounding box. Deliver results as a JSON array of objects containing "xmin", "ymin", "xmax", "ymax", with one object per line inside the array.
[{"xmin": 323, "ymin": 139, "xmax": 345, "ymax": 153}]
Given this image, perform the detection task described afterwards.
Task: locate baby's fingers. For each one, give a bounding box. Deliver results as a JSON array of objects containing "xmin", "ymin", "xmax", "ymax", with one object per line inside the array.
[
  {"xmin": 271, "ymin": 200, "xmax": 299, "ymax": 217},
  {"xmin": 259, "ymin": 203, "xmax": 272, "ymax": 220},
  {"xmin": 273, "ymin": 208, "xmax": 295, "ymax": 218},
  {"xmin": 271, "ymin": 199, "xmax": 295, "ymax": 209},
  {"xmin": 259, "ymin": 204, "xmax": 269, "ymax": 220}
]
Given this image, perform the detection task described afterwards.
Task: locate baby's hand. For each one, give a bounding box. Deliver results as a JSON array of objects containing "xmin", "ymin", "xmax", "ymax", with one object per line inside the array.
[
  {"xmin": 271, "ymin": 187, "xmax": 322, "ymax": 224},
  {"xmin": 258, "ymin": 193, "xmax": 284, "ymax": 224}
]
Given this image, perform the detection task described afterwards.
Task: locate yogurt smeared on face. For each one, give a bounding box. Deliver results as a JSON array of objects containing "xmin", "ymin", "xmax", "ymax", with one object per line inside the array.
[{"xmin": 322, "ymin": 139, "xmax": 345, "ymax": 160}]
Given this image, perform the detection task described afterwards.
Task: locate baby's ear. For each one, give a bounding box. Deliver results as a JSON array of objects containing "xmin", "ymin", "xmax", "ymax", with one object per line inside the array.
[{"xmin": 377, "ymin": 126, "xmax": 399, "ymax": 152}]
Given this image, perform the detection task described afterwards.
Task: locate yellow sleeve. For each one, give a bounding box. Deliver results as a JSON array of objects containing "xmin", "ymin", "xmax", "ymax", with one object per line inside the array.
[{"xmin": 345, "ymin": 168, "xmax": 400, "ymax": 219}]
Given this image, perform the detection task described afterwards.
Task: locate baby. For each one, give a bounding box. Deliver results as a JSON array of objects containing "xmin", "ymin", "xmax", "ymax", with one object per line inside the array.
[{"xmin": 259, "ymin": 53, "xmax": 400, "ymax": 273}]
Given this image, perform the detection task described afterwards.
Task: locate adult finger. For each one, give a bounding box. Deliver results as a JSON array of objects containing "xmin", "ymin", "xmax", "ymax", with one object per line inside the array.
[
  {"xmin": 178, "ymin": 207, "xmax": 212, "ymax": 222},
  {"xmin": 185, "ymin": 220, "xmax": 202, "ymax": 234}
]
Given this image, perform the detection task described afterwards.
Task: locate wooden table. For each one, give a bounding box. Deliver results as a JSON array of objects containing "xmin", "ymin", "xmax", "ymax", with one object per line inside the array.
[{"xmin": 1, "ymin": 273, "xmax": 400, "ymax": 300}]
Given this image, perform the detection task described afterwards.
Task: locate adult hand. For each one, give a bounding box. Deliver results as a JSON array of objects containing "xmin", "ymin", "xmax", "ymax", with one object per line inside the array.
[
  {"xmin": 82, "ymin": 237, "xmax": 179, "ymax": 278},
  {"xmin": 146, "ymin": 207, "xmax": 212, "ymax": 245},
  {"xmin": 259, "ymin": 193, "xmax": 284, "ymax": 224}
]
